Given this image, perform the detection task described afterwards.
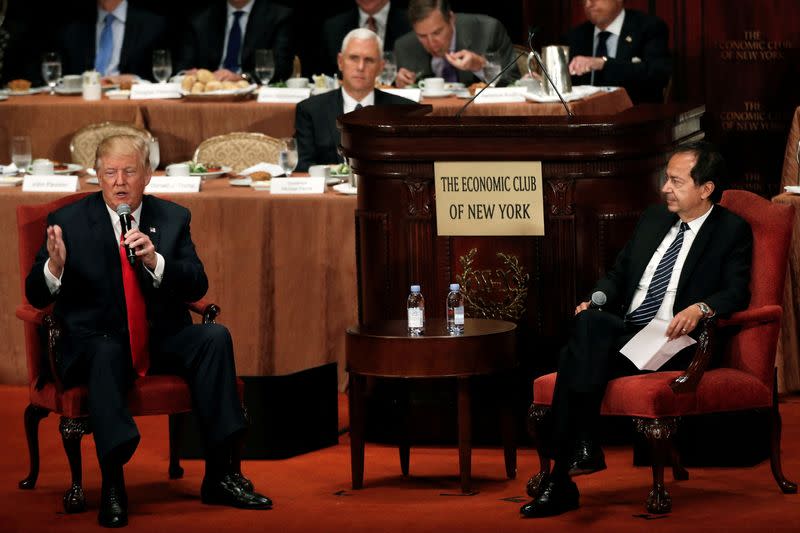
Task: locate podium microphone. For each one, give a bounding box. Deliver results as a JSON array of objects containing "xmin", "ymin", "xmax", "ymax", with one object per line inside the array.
[{"xmin": 455, "ymin": 27, "xmax": 540, "ymax": 119}]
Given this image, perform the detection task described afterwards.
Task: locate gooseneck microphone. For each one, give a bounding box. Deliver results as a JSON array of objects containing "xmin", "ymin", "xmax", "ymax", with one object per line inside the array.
[
  {"xmin": 589, "ymin": 290, "xmax": 607, "ymax": 310},
  {"xmin": 455, "ymin": 27, "xmax": 540, "ymax": 119},
  {"xmin": 116, "ymin": 203, "xmax": 137, "ymax": 266}
]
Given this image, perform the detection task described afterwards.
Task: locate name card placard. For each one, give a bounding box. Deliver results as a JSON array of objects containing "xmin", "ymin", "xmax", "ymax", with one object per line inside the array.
[
  {"xmin": 380, "ymin": 88, "xmax": 422, "ymax": 103},
  {"xmin": 434, "ymin": 161, "xmax": 544, "ymax": 236},
  {"xmin": 257, "ymin": 88, "xmax": 312, "ymax": 104},
  {"xmin": 130, "ymin": 83, "xmax": 182, "ymax": 100},
  {"xmin": 269, "ymin": 177, "xmax": 325, "ymax": 195},
  {"xmin": 473, "ymin": 86, "xmax": 527, "ymax": 104},
  {"xmin": 23, "ymin": 175, "xmax": 79, "ymax": 192},
  {"xmin": 144, "ymin": 176, "xmax": 201, "ymax": 193}
]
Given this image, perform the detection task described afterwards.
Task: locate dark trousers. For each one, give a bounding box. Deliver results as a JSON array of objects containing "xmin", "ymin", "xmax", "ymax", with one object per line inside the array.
[
  {"xmin": 62, "ymin": 323, "xmax": 246, "ymax": 465},
  {"xmin": 549, "ymin": 310, "xmax": 694, "ymax": 462}
]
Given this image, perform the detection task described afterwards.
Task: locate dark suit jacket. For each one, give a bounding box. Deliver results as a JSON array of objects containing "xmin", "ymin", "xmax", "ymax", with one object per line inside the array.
[
  {"xmin": 294, "ymin": 87, "xmax": 415, "ymax": 172},
  {"xmin": 177, "ymin": 0, "xmax": 293, "ymax": 82},
  {"xmin": 25, "ymin": 193, "xmax": 208, "ymax": 376},
  {"xmin": 57, "ymin": 5, "xmax": 167, "ymax": 80},
  {"xmin": 393, "ymin": 13, "xmax": 520, "ymax": 87},
  {"xmin": 594, "ymin": 204, "xmax": 752, "ymax": 321},
  {"xmin": 320, "ymin": 4, "xmax": 411, "ymax": 76},
  {"xmin": 565, "ymin": 8, "xmax": 671, "ymax": 103}
]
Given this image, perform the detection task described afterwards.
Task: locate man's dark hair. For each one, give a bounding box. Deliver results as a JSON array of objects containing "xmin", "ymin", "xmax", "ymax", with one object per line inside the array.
[
  {"xmin": 408, "ymin": 0, "xmax": 452, "ymax": 26},
  {"xmin": 673, "ymin": 140, "xmax": 727, "ymax": 203}
]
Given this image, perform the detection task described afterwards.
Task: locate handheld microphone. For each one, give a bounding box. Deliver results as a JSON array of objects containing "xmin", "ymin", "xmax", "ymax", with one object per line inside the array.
[
  {"xmin": 455, "ymin": 28, "xmax": 539, "ymax": 119},
  {"xmin": 589, "ymin": 291, "xmax": 607, "ymax": 310},
  {"xmin": 116, "ymin": 203, "xmax": 137, "ymax": 266}
]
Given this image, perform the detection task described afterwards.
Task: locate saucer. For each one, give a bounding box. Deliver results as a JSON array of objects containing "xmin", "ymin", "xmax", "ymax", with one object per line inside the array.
[
  {"xmin": 0, "ymin": 176, "xmax": 24, "ymax": 187},
  {"xmin": 229, "ymin": 178, "xmax": 252, "ymax": 187},
  {"xmin": 54, "ymin": 86, "xmax": 83, "ymax": 96},
  {"xmin": 421, "ymin": 89, "xmax": 452, "ymax": 98},
  {"xmin": 332, "ymin": 183, "xmax": 357, "ymax": 195},
  {"xmin": 785, "ymin": 185, "xmax": 800, "ymax": 195}
]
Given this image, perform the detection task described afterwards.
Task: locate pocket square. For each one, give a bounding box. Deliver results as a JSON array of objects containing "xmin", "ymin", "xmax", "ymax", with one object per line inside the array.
[{"xmin": 631, "ymin": 57, "xmax": 642, "ymax": 63}]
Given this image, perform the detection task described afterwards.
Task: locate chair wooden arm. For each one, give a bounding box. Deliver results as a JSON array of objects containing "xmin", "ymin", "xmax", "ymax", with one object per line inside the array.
[
  {"xmin": 670, "ymin": 317, "xmax": 715, "ymax": 394},
  {"xmin": 17, "ymin": 304, "xmax": 65, "ymax": 393},
  {"xmin": 15, "ymin": 304, "xmax": 47, "ymax": 325},
  {"xmin": 188, "ymin": 299, "xmax": 221, "ymax": 324}
]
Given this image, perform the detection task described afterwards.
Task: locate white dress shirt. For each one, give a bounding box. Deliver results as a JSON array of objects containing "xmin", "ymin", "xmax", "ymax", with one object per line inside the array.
[
  {"xmin": 359, "ymin": 2, "xmax": 391, "ymax": 43},
  {"xmin": 95, "ymin": 0, "xmax": 128, "ymax": 76},
  {"xmin": 342, "ymin": 87, "xmax": 375, "ymax": 114},
  {"xmin": 626, "ymin": 205, "xmax": 714, "ymax": 321},
  {"xmin": 219, "ymin": 0, "xmax": 255, "ymax": 70},
  {"xmin": 44, "ymin": 202, "xmax": 165, "ymax": 294}
]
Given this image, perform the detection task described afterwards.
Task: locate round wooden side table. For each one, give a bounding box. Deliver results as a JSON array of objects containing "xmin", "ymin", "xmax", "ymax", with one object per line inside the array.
[{"xmin": 346, "ymin": 318, "xmax": 518, "ymax": 493}]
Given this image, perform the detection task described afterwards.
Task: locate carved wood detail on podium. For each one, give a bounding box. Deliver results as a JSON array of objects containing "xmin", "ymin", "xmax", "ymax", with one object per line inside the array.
[
  {"xmin": 355, "ymin": 210, "xmax": 390, "ymax": 324},
  {"xmin": 456, "ymin": 248, "xmax": 530, "ymax": 321}
]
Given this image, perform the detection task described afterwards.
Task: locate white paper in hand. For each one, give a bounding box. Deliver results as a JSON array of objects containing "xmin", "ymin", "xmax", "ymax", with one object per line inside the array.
[{"xmin": 620, "ymin": 318, "xmax": 697, "ymax": 371}]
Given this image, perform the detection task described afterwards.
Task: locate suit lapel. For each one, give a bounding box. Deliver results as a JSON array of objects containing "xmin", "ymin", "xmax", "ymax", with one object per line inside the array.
[
  {"xmin": 242, "ymin": 0, "xmax": 266, "ymax": 68},
  {"xmin": 209, "ymin": 3, "xmax": 228, "ymax": 69},
  {"xmin": 87, "ymin": 194, "xmax": 126, "ymax": 313},
  {"xmin": 627, "ymin": 210, "xmax": 678, "ymax": 297},
  {"xmin": 119, "ymin": 7, "xmax": 139, "ymax": 73},
  {"xmin": 329, "ymin": 89, "xmax": 345, "ymax": 150},
  {"xmin": 138, "ymin": 196, "xmax": 161, "ymax": 251},
  {"xmin": 615, "ymin": 11, "xmax": 637, "ymax": 61},
  {"xmin": 677, "ymin": 206, "xmax": 719, "ymax": 294}
]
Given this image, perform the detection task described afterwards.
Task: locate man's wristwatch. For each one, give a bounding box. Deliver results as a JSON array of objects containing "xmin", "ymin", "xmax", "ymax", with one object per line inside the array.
[{"xmin": 696, "ymin": 302, "xmax": 712, "ymax": 318}]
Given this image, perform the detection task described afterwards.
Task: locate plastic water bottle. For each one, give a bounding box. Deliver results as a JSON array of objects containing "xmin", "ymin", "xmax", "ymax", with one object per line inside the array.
[
  {"xmin": 446, "ymin": 283, "xmax": 465, "ymax": 335},
  {"xmin": 407, "ymin": 284, "xmax": 425, "ymax": 336}
]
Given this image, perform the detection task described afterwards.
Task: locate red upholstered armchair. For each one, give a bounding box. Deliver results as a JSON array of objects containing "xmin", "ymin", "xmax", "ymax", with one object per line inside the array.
[
  {"xmin": 526, "ymin": 190, "xmax": 797, "ymax": 513},
  {"xmin": 16, "ymin": 193, "xmax": 245, "ymax": 513}
]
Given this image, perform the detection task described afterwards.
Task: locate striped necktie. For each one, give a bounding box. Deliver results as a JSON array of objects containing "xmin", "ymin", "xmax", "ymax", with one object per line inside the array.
[{"xmin": 625, "ymin": 222, "xmax": 689, "ymax": 327}]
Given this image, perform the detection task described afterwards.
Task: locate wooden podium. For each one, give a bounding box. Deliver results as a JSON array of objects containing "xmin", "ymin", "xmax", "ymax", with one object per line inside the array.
[{"xmin": 339, "ymin": 103, "xmax": 704, "ymax": 441}]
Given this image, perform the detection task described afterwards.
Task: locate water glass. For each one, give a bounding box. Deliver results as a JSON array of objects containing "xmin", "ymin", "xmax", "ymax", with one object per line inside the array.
[
  {"xmin": 279, "ymin": 138, "xmax": 298, "ymax": 177},
  {"xmin": 41, "ymin": 52, "xmax": 62, "ymax": 95},
  {"xmin": 254, "ymin": 49, "xmax": 275, "ymax": 86},
  {"xmin": 149, "ymin": 138, "xmax": 160, "ymax": 171},
  {"xmin": 379, "ymin": 51, "xmax": 397, "ymax": 86},
  {"xmin": 483, "ymin": 52, "xmax": 501, "ymax": 86},
  {"xmin": 10, "ymin": 136, "xmax": 32, "ymax": 173},
  {"xmin": 152, "ymin": 49, "xmax": 172, "ymax": 83}
]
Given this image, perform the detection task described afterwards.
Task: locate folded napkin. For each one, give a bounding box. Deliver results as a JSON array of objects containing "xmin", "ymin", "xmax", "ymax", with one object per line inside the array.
[
  {"xmin": 0, "ymin": 163, "xmax": 19, "ymax": 175},
  {"xmin": 240, "ymin": 162, "xmax": 285, "ymax": 177},
  {"xmin": 524, "ymin": 84, "xmax": 606, "ymax": 103}
]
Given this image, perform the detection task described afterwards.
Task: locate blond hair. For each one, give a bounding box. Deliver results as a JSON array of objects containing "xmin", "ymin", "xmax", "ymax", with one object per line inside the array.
[{"xmin": 95, "ymin": 135, "xmax": 150, "ymax": 171}]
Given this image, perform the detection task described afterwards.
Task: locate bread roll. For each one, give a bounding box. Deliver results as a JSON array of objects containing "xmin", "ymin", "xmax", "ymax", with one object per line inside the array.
[
  {"xmin": 249, "ymin": 171, "xmax": 272, "ymax": 181},
  {"xmin": 236, "ymin": 79, "xmax": 250, "ymax": 89},
  {"xmin": 8, "ymin": 79, "xmax": 31, "ymax": 91},
  {"xmin": 191, "ymin": 82, "xmax": 205, "ymax": 94},
  {"xmin": 181, "ymin": 75, "xmax": 197, "ymax": 91},
  {"xmin": 205, "ymin": 80, "xmax": 223, "ymax": 92},
  {"xmin": 196, "ymin": 69, "xmax": 215, "ymax": 83},
  {"xmin": 221, "ymin": 81, "xmax": 238, "ymax": 90}
]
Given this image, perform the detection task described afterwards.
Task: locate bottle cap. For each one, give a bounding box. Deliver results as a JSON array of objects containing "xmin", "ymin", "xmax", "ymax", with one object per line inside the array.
[
  {"xmin": 449, "ymin": 283, "xmax": 460, "ymax": 291},
  {"xmin": 410, "ymin": 284, "xmax": 421, "ymax": 293}
]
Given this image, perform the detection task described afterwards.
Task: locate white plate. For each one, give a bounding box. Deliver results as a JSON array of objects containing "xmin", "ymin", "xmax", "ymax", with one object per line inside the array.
[
  {"xmin": 190, "ymin": 165, "xmax": 232, "ymax": 179},
  {"xmin": 421, "ymin": 89, "xmax": 453, "ymax": 98},
  {"xmin": 0, "ymin": 176, "xmax": 24, "ymax": 187},
  {"xmin": 241, "ymin": 163, "xmax": 285, "ymax": 178},
  {"xmin": 0, "ymin": 95, "xmax": 8, "ymax": 102},
  {"xmin": 85, "ymin": 177, "xmax": 99, "ymax": 185},
  {"xmin": 54, "ymin": 86, "xmax": 83, "ymax": 96},
  {"xmin": 250, "ymin": 181, "xmax": 271, "ymax": 190},
  {"xmin": 229, "ymin": 177, "xmax": 252, "ymax": 187},
  {"xmin": 27, "ymin": 163, "xmax": 83, "ymax": 175},
  {"xmin": 4, "ymin": 87, "xmax": 47, "ymax": 96},
  {"xmin": 444, "ymin": 82, "xmax": 465, "ymax": 90},
  {"xmin": 785, "ymin": 185, "xmax": 800, "ymax": 194},
  {"xmin": 326, "ymin": 176, "xmax": 346, "ymax": 185},
  {"xmin": 332, "ymin": 183, "xmax": 357, "ymax": 195},
  {"xmin": 106, "ymin": 89, "xmax": 130, "ymax": 100}
]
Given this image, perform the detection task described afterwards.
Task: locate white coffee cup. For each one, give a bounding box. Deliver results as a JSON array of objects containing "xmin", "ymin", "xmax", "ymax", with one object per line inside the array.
[
  {"xmin": 59, "ymin": 75, "xmax": 83, "ymax": 91},
  {"xmin": 308, "ymin": 164, "xmax": 331, "ymax": 178},
  {"xmin": 166, "ymin": 163, "xmax": 190, "ymax": 176},
  {"xmin": 286, "ymin": 77, "xmax": 309, "ymax": 88},
  {"xmin": 418, "ymin": 77, "xmax": 445, "ymax": 92},
  {"xmin": 83, "ymin": 84, "xmax": 102, "ymax": 101},
  {"xmin": 31, "ymin": 159, "xmax": 55, "ymax": 175}
]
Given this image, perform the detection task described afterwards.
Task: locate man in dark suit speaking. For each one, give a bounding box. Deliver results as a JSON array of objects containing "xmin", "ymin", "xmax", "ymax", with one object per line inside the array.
[
  {"xmin": 294, "ymin": 28, "xmax": 414, "ymax": 172},
  {"xmin": 520, "ymin": 141, "xmax": 753, "ymax": 518},
  {"xmin": 26, "ymin": 136, "xmax": 271, "ymax": 527},
  {"xmin": 565, "ymin": 0, "xmax": 671, "ymax": 103}
]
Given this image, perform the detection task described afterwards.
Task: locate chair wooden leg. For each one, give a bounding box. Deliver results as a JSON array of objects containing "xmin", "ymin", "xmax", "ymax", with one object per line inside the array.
[
  {"xmin": 168, "ymin": 414, "xmax": 185, "ymax": 479},
  {"xmin": 526, "ymin": 404, "xmax": 552, "ymax": 498},
  {"xmin": 635, "ymin": 417, "xmax": 678, "ymax": 514},
  {"xmin": 770, "ymin": 376, "xmax": 798, "ymax": 493},
  {"xmin": 59, "ymin": 416, "xmax": 90, "ymax": 514},
  {"xmin": 19, "ymin": 404, "xmax": 49, "ymax": 490}
]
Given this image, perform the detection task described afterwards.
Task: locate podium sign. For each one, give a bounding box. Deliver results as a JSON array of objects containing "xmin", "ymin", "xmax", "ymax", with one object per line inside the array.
[{"xmin": 434, "ymin": 161, "xmax": 544, "ymax": 236}]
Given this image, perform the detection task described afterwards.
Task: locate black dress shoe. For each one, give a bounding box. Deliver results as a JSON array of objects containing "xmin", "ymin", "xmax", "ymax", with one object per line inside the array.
[
  {"xmin": 568, "ymin": 440, "xmax": 606, "ymax": 477},
  {"xmin": 231, "ymin": 471, "xmax": 255, "ymax": 493},
  {"xmin": 201, "ymin": 474, "xmax": 272, "ymax": 509},
  {"xmin": 98, "ymin": 484, "xmax": 128, "ymax": 528},
  {"xmin": 520, "ymin": 477, "xmax": 579, "ymax": 518}
]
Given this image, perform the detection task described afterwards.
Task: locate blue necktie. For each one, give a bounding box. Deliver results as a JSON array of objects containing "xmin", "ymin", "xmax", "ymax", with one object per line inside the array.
[
  {"xmin": 625, "ymin": 222, "xmax": 689, "ymax": 327},
  {"xmin": 223, "ymin": 11, "xmax": 245, "ymax": 71},
  {"xmin": 95, "ymin": 13, "xmax": 115, "ymax": 75},
  {"xmin": 592, "ymin": 30, "xmax": 611, "ymax": 86},
  {"xmin": 441, "ymin": 60, "xmax": 458, "ymax": 82}
]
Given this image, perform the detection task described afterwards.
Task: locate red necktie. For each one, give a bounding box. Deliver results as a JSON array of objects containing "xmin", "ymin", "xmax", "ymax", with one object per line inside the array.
[
  {"xmin": 119, "ymin": 225, "xmax": 149, "ymax": 377},
  {"xmin": 366, "ymin": 16, "xmax": 377, "ymax": 33}
]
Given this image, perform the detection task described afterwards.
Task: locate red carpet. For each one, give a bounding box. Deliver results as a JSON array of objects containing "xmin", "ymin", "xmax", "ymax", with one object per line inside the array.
[{"xmin": 2, "ymin": 385, "xmax": 799, "ymax": 532}]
